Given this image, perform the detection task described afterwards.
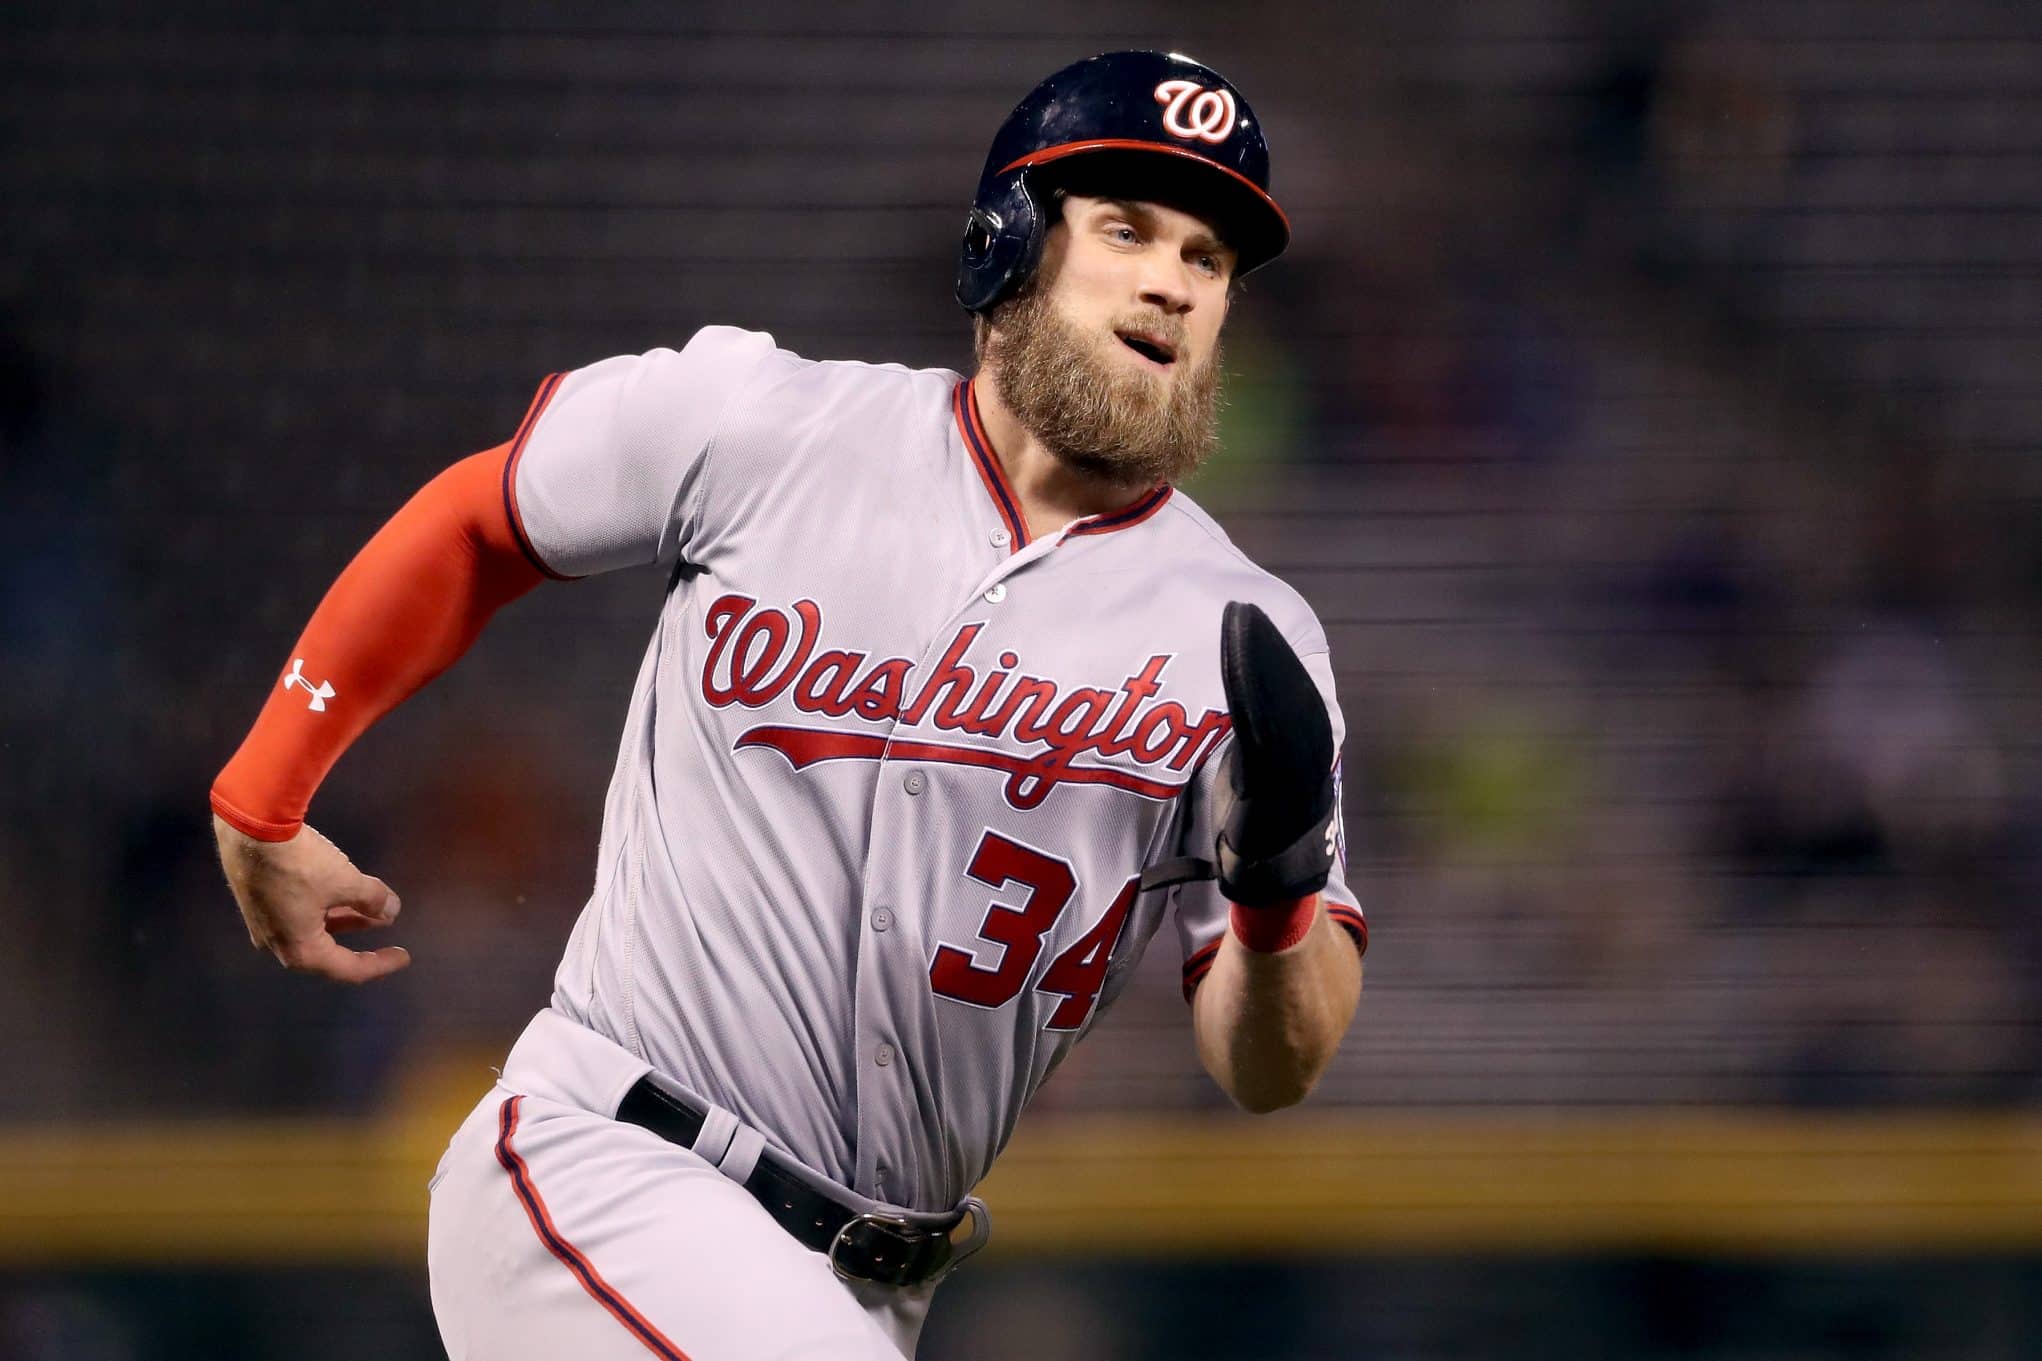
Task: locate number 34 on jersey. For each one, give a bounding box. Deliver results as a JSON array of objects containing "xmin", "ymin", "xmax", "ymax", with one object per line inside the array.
[{"xmin": 929, "ymin": 829, "xmax": 1138, "ymax": 1033}]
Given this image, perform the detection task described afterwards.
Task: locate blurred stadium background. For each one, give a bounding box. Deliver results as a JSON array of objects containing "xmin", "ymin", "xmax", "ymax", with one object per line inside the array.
[{"xmin": 4, "ymin": 1, "xmax": 2041, "ymax": 1357}]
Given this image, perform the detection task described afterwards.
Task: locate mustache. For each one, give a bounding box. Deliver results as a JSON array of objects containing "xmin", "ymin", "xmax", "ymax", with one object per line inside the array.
[{"xmin": 1109, "ymin": 312, "xmax": 1189, "ymax": 348}]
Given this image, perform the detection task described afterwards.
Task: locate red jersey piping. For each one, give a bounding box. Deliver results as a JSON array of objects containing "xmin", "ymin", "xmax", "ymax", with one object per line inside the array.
[
  {"xmin": 954, "ymin": 380, "xmax": 1029, "ymax": 550},
  {"xmin": 1069, "ymin": 485, "xmax": 1173, "ymax": 535},
  {"xmin": 953, "ymin": 379, "xmax": 1175, "ymax": 544}
]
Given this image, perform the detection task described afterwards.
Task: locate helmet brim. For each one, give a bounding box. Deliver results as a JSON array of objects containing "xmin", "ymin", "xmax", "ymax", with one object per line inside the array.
[{"xmin": 1001, "ymin": 140, "xmax": 1291, "ymax": 277}]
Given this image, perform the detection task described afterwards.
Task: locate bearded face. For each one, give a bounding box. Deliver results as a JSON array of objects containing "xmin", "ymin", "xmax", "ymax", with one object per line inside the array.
[{"xmin": 981, "ymin": 273, "xmax": 1226, "ymax": 489}]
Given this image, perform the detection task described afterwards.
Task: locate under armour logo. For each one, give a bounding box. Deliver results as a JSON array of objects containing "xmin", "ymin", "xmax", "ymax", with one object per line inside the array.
[
  {"xmin": 283, "ymin": 658, "xmax": 335, "ymax": 712},
  {"xmin": 1154, "ymin": 79, "xmax": 1237, "ymax": 145}
]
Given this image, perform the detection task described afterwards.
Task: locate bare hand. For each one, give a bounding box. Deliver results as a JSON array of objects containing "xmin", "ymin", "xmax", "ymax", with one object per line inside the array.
[{"xmin": 212, "ymin": 814, "xmax": 411, "ymax": 984}]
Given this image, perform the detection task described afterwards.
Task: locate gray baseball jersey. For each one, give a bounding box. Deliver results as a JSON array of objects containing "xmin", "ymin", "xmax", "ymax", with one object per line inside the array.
[{"xmin": 510, "ymin": 326, "xmax": 1366, "ymax": 1212}]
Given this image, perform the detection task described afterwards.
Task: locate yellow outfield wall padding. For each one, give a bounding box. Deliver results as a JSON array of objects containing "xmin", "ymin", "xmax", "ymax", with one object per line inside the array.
[{"xmin": 2, "ymin": 1111, "xmax": 2040, "ymax": 1265}]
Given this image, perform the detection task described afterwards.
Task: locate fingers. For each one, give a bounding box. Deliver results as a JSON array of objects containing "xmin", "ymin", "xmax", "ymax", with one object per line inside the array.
[
  {"xmin": 275, "ymin": 932, "xmax": 413, "ymax": 985},
  {"xmin": 316, "ymin": 870, "xmax": 403, "ymax": 940},
  {"xmin": 314, "ymin": 869, "xmax": 398, "ymax": 942},
  {"xmin": 277, "ymin": 888, "xmax": 408, "ymax": 976},
  {"xmin": 324, "ymin": 905, "xmax": 389, "ymax": 935},
  {"xmin": 343, "ymin": 873, "xmax": 402, "ymax": 924}
]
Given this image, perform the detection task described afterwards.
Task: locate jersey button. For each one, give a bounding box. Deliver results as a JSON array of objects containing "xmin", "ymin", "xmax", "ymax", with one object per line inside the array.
[
  {"xmin": 871, "ymin": 907, "xmax": 893, "ymax": 932},
  {"xmin": 990, "ymin": 528, "xmax": 1011, "ymax": 548},
  {"xmin": 903, "ymin": 771, "xmax": 926, "ymax": 796},
  {"xmin": 984, "ymin": 583, "xmax": 1008, "ymax": 604},
  {"xmin": 875, "ymin": 1043, "xmax": 894, "ymax": 1068}
]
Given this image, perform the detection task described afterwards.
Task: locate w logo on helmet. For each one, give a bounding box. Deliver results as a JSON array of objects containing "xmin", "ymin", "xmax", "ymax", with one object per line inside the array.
[{"xmin": 1153, "ymin": 79, "xmax": 1237, "ymax": 144}]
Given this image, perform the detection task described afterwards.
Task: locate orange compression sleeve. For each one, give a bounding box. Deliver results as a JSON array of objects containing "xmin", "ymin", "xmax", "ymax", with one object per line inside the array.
[{"xmin": 210, "ymin": 444, "xmax": 554, "ymax": 841}]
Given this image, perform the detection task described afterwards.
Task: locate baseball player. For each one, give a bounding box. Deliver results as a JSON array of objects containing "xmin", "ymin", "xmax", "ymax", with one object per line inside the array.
[{"xmin": 210, "ymin": 51, "xmax": 1365, "ymax": 1360}]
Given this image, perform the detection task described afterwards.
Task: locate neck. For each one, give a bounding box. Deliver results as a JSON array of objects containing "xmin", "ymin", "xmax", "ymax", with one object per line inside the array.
[{"xmin": 971, "ymin": 366, "xmax": 1153, "ymax": 542}]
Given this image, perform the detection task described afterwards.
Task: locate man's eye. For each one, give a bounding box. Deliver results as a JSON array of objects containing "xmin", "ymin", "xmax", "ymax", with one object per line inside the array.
[
  {"xmin": 1108, "ymin": 224, "xmax": 1139, "ymax": 244},
  {"xmin": 1195, "ymin": 254, "xmax": 1221, "ymax": 275}
]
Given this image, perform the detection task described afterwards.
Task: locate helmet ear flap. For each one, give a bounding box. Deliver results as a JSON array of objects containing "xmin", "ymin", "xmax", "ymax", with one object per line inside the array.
[{"xmin": 955, "ymin": 175, "xmax": 1041, "ymax": 314}]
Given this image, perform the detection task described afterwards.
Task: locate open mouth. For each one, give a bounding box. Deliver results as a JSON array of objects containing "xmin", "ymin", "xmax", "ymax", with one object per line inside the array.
[{"xmin": 1117, "ymin": 332, "xmax": 1177, "ymax": 366}]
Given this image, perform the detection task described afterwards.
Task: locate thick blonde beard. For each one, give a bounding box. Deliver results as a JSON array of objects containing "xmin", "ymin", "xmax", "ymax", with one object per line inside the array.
[{"xmin": 979, "ymin": 285, "xmax": 1224, "ymax": 488}]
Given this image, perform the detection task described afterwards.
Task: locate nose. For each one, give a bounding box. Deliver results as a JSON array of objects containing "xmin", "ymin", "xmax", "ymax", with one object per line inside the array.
[{"xmin": 1136, "ymin": 257, "xmax": 1195, "ymax": 316}]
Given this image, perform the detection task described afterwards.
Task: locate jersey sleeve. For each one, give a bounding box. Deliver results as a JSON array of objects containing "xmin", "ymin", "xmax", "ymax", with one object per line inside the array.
[
  {"xmin": 508, "ymin": 325, "xmax": 782, "ymax": 577},
  {"xmin": 1170, "ymin": 647, "xmax": 1367, "ymax": 1002}
]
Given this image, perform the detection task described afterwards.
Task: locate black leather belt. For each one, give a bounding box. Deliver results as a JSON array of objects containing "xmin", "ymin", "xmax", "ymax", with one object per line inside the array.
[{"xmin": 615, "ymin": 1075, "xmax": 972, "ymax": 1288}]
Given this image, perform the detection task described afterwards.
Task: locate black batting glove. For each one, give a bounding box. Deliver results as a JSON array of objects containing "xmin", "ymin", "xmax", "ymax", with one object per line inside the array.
[{"xmin": 1212, "ymin": 601, "xmax": 1338, "ymax": 907}]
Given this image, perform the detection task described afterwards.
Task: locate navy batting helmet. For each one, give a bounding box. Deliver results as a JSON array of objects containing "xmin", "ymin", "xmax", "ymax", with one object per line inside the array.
[{"xmin": 955, "ymin": 51, "xmax": 1290, "ymax": 314}]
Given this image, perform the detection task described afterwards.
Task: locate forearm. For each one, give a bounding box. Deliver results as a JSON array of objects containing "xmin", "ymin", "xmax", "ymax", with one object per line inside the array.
[
  {"xmin": 1192, "ymin": 898, "xmax": 1363, "ymax": 1113},
  {"xmin": 211, "ymin": 444, "xmax": 547, "ymax": 839}
]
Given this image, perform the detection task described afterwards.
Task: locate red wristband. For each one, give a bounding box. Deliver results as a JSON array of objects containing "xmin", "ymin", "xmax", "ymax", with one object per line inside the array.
[{"xmin": 1228, "ymin": 894, "xmax": 1320, "ymax": 954}]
